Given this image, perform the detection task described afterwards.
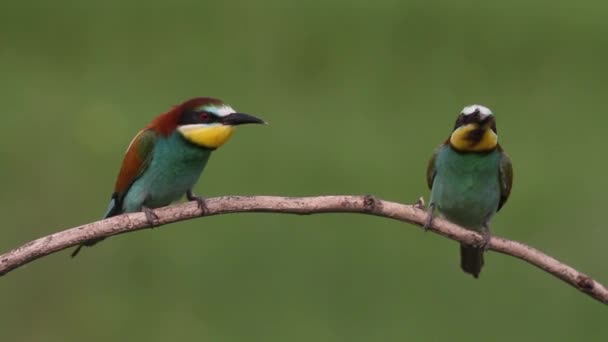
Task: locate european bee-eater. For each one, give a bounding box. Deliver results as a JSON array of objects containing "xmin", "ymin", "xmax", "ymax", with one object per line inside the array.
[
  {"xmin": 425, "ymin": 105, "xmax": 512, "ymax": 278},
  {"xmin": 72, "ymin": 97, "xmax": 265, "ymax": 257}
]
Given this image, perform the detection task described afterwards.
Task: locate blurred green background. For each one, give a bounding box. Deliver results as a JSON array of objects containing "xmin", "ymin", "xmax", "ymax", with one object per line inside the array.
[{"xmin": 1, "ymin": 0, "xmax": 607, "ymax": 341}]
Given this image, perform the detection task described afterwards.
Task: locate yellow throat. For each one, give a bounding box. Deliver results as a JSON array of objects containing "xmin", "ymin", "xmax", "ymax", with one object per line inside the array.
[
  {"xmin": 178, "ymin": 124, "xmax": 235, "ymax": 149},
  {"xmin": 449, "ymin": 123, "xmax": 497, "ymax": 152}
]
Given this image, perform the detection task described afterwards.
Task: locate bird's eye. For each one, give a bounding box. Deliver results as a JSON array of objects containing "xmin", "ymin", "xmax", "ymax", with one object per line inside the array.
[{"xmin": 199, "ymin": 112, "xmax": 211, "ymax": 122}]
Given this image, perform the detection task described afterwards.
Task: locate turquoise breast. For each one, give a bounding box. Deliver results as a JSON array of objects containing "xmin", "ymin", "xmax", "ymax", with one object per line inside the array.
[
  {"xmin": 430, "ymin": 145, "xmax": 501, "ymax": 230},
  {"xmin": 122, "ymin": 132, "xmax": 212, "ymax": 212}
]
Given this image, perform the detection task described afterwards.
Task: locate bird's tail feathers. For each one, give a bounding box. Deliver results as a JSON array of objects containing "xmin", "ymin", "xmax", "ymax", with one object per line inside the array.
[
  {"xmin": 103, "ymin": 194, "xmax": 123, "ymax": 219},
  {"xmin": 70, "ymin": 237, "xmax": 105, "ymax": 258},
  {"xmin": 71, "ymin": 195, "xmax": 121, "ymax": 258},
  {"xmin": 460, "ymin": 243, "xmax": 484, "ymax": 278}
]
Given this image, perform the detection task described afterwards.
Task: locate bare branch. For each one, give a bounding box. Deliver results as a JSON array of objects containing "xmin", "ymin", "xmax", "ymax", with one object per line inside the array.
[{"xmin": 0, "ymin": 195, "xmax": 606, "ymax": 304}]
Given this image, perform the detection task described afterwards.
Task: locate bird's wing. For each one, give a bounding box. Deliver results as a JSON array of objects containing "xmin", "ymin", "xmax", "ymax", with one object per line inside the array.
[
  {"xmin": 497, "ymin": 148, "xmax": 513, "ymax": 212},
  {"xmin": 113, "ymin": 129, "xmax": 157, "ymax": 199},
  {"xmin": 426, "ymin": 145, "xmax": 442, "ymax": 189}
]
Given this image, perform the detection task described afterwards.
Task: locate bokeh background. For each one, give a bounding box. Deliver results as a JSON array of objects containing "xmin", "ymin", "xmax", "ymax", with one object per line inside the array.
[{"xmin": 1, "ymin": 1, "xmax": 607, "ymax": 341}]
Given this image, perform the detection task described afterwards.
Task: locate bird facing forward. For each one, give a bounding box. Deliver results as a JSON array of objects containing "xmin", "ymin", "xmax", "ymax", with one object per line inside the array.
[
  {"xmin": 426, "ymin": 105, "xmax": 512, "ymax": 278},
  {"xmin": 72, "ymin": 97, "xmax": 266, "ymax": 257}
]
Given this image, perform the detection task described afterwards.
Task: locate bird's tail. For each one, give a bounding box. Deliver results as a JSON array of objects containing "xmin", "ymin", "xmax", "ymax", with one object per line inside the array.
[
  {"xmin": 460, "ymin": 243, "xmax": 484, "ymax": 278},
  {"xmin": 71, "ymin": 195, "xmax": 121, "ymax": 258}
]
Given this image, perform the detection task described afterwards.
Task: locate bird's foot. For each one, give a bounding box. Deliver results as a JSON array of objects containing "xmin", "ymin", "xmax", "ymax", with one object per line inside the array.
[
  {"xmin": 187, "ymin": 190, "xmax": 209, "ymax": 215},
  {"xmin": 414, "ymin": 197, "xmax": 426, "ymax": 210},
  {"xmin": 142, "ymin": 206, "xmax": 160, "ymax": 227},
  {"xmin": 423, "ymin": 203, "xmax": 435, "ymax": 231},
  {"xmin": 480, "ymin": 229, "xmax": 492, "ymax": 251}
]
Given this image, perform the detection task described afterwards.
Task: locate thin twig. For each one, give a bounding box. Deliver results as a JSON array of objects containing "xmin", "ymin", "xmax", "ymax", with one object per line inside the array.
[{"xmin": 0, "ymin": 195, "xmax": 605, "ymax": 304}]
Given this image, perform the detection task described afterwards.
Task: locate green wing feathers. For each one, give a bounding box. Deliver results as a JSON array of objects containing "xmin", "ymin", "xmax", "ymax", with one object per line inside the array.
[
  {"xmin": 497, "ymin": 149, "xmax": 513, "ymax": 211},
  {"xmin": 114, "ymin": 129, "xmax": 157, "ymax": 197},
  {"xmin": 426, "ymin": 145, "xmax": 441, "ymax": 189},
  {"xmin": 133, "ymin": 130, "xmax": 156, "ymax": 180}
]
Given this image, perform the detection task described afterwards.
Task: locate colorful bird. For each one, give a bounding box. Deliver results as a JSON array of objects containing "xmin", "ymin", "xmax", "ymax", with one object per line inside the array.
[
  {"xmin": 425, "ymin": 105, "xmax": 512, "ymax": 278},
  {"xmin": 72, "ymin": 97, "xmax": 266, "ymax": 257}
]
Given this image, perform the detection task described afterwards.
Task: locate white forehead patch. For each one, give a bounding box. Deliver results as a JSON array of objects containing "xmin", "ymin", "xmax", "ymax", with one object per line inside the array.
[
  {"xmin": 215, "ymin": 105, "xmax": 236, "ymax": 117},
  {"xmin": 461, "ymin": 104, "xmax": 493, "ymax": 116},
  {"xmin": 197, "ymin": 104, "xmax": 236, "ymax": 117}
]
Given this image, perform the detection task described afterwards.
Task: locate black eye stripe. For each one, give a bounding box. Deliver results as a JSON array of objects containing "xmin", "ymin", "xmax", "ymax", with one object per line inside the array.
[
  {"xmin": 454, "ymin": 114, "xmax": 466, "ymax": 130},
  {"xmin": 453, "ymin": 110, "xmax": 497, "ymax": 132},
  {"xmin": 179, "ymin": 110, "xmax": 221, "ymax": 125}
]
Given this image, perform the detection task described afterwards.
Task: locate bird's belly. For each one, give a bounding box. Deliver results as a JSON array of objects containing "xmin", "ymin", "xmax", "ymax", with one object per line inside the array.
[
  {"xmin": 142, "ymin": 160, "xmax": 207, "ymax": 208},
  {"xmin": 433, "ymin": 180, "xmax": 499, "ymax": 230}
]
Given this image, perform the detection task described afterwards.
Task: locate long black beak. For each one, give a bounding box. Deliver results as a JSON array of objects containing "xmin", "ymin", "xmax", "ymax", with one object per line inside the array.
[
  {"xmin": 468, "ymin": 110, "xmax": 492, "ymax": 124},
  {"xmin": 222, "ymin": 113, "xmax": 266, "ymax": 126},
  {"xmin": 478, "ymin": 113, "xmax": 492, "ymax": 124}
]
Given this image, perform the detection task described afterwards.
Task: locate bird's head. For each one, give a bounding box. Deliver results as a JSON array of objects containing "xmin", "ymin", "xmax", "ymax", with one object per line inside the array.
[
  {"xmin": 449, "ymin": 104, "xmax": 498, "ymax": 152},
  {"xmin": 166, "ymin": 97, "xmax": 265, "ymax": 149}
]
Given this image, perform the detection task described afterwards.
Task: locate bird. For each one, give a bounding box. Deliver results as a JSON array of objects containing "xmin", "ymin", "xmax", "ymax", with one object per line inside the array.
[
  {"xmin": 72, "ymin": 97, "xmax": 266, "ymax": 257},
  {"xmin": 425, "ymin": 104, "xmax": 512, "ymax": 278}
]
